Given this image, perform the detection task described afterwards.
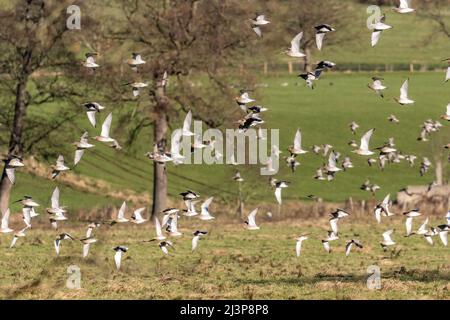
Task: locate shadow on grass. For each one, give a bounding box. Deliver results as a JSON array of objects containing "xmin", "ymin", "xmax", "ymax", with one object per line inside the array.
[{"xmin": 236, "ymin": 269, "xmax": 450, "ymax": 286}]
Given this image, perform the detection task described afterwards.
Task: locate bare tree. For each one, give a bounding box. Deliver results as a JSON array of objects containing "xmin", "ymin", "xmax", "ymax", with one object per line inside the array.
[
  {"xmin": 102, "ymin": 0, "xmax": 254, "ymax": 216},
  {"xmin": 0, "ymin": 0, "xmax": 95, "ymax": 213}
]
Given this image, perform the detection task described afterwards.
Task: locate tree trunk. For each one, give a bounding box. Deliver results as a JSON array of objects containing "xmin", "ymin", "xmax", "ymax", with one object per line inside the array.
[
  {"xmin": 0, "ymin": 66, "xmax": 31, "ymax": 214},
  {"xmin": 151, "ymin": 85, "xmax": 169, "ymax": 217}
]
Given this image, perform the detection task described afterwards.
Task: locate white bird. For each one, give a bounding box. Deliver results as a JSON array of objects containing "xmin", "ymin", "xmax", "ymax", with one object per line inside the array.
[
  {"xmin": 388, "ymin": 114, "xmax": 400, "ymax": 123},
  {"xmin": 51, "ymin": 155, "xmax": 70, "ymax": 179},
  {"xmin": 404, "ymin": 209, "xmax": 421, "ymax": 236},
  {"xmin": 165, "ymin": 213, "xmax": 182, "ymax": 237},
  {"xmin": 394, "ymin": 79, "xmax": 414, "ymax": 105},
  {"xmin": 271, "ymin": 179, "xmax": 289, "ymax": 205},
  {"xmin": 182, "ymin": 110, "xmax": 195, "ymax": 136},
  {"xmin": 54, "ymin": 233, "xmax": 75, "ymax": 256},
  {"xmin": 131, "ymin": 207, "xmax": 147, "ymax": 224},
  {"xmin": 393, "ymin": 0, "xmax": 415, "ymax": 14},
  {"xmin": 113, "ymin": 246, "xmax": 128, "ymax": 270},
  {"xmin": 416, "ymin": 218, "xmax": 429, "ymax": 235},
  {"xmin": 436, "ymin": 224, "xmax": 449, "ymax": 246},
  {"xmin": 0, "ymin": 209, "xmax": 13, "ymax": 233},
  {"xmin": 4, "ymin": 156, "xmax": 24, "ymax": 185},
  {"xmin": 192, "ymin": 230, "xmax": 208, "ymax": 251},
  {"xmin": 285, "ymin": 32, "xmax": 305, "ymax": 58},
  {"xmin": 83, "ymin": 52, "xmax": 99, "ymax": 70},
  {"xmin": 95, "ymin": 113, "xmax": 115, "ymax": 143},
  {"xmin": 353, "ymin": 128, "xmax": 375, "ymax": 155},
  {"xmin": 329, "ymin": 209, "xmax": 350, "ymax": 235},
  {"xmin": 288, "ymin": 129, "xmax": 308, "ymax": 155},
  {"xmin": 126, "ymin": 53, "xmax": 146, "ymax": 71},
  {"xmin": 325, "ymin": 151, "xmax": 342, "ymax": 173},
  {"xmin": 83, "ymin": 102, "xmax": 105, "ymax": 128},
  {"xmin": 114, "ymin": 201, "xmax": 129, "ymax": 223},
  {"xmin": 199, "ymin": 197, "xmax": 215, "ymax": 221},
  {"xmin": 80, "ymin": 236, "xmax": 97, "ymax": 258},
  {"xmin": 380, "ymin": 229, "xmax": 395, "ymax": 250},
  {"xmin": 314, "ymin": 24, "xmax": 335, "ymax": 50},
  {"xmin": 368, "ymin": 77, "xmax": 387, "ymax": 98},
  {"xmin": 170, "ymin": 129, "xmax": 185, "ymax": 164},
  {"xmin": 250, "ymin": 14, "xmax": 270, "ymax": 37},
  {"xmin": 74, "ymin": 132, "xmax": 95, "ymax": 165},
  {"xmin": 345, "ymin": 239, "xmax": 363, "ymax": 256},
  {"xmin": 152, "ymin": 216, "xmax": 166, "ymax": 241},
  {"xmin": 443, "ymin": 58, "xmax": 450, "ymax": 82},
  {"xmin": 127, "ymin": 82, "xmax": 148, "ymax": 97},
  {"xmin": 374, "ymin": 194, "xmax": 394, "ymax": 223},
  {"xmin": 158, "ymin": 240, "xmax": 174, "ymax": 256},
  {"xmin": 295, "ymin": 234, "xmax": 308, "ymax": 257},
  {"xmin": 440, "ymin": 103, "xmax": 450, "ymax": 121},
  {"xmin": 322, "ymin": 231, "xmax": 339, "ymax": 253},
  {"xmin": 245, "ymin": 208, "xmax": 259, "ymax": 230},
  {"xmin": 370, "ymin": 14, "xmax": 392, "ymax": 47},
  {"xmin": 235, "ymin": 91, "xmax": 255, "ymax": 111},
  {"xmin": 10, "ymin": 226, "xmax": 30, "ymax": 248}
]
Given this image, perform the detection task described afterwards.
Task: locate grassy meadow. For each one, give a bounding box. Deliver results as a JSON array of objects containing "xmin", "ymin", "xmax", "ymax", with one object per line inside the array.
[{"xmin": 0, "ymin": 215, "xmax": 448, "ymax": 299}]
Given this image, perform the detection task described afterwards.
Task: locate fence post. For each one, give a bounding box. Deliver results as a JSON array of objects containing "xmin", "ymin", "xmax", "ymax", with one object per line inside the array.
[{"xmin": 263, "ymin": 62, "xmax": 268, "ymax": 75}]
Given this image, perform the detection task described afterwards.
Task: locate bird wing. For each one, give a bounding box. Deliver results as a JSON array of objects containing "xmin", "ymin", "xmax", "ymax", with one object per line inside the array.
[
  {"xmin": 5, "ymin": 168, "xmax": 15, "ymax": 184},
  {"xmin": 83, "ymin": 243, "xmax": 90, "ymax": 258},
  {"xmin": 183, "ymin": 110, "xmax": 192, "ymax": 133},
  {"xmin": 445, "ymin": 67, "xmax": 450, "ymax": 82},
  {"xmin": 329, "ymin": 218, "xmax": 339, "ymax": 234},
  {"xmin": 170, "ymin": 129, "xmax": 183, "ymax": 155},
  {"xmin": 74, "ymin": 149, "xmax": 85, "ymax": 166},
  {"xmin": 322, "ymin": 241, "xmax": 330, "ymax": 253},
  {"xmin": 294, "ymin": 129, "xmax": 302, "ymax": 151},
  {"xmin": 382, "ymin": 193, "xmax": 390, "ymax": 206},
  {"xmin": 1, "ymin": 208, "xmax": 10, "ymax": 230},
  {"xmin": 417, "ymin": 218, "xmax": 428, "ymax": 233},
  {"xmin": 247, "ymin": 208, "xmax": 258, "ymax": 227},
  {"xmin": 100, "ymin": 113, "xmax": 113, "ymax": 138},
  {"xmin": 328, "ymin": 152, "xmax": 337, "ymax": 168},
  {"xmin": 51, "ymin": 187, "xmax": 60, "ymax": 209},
  {"xmin": 192, "ymin": 235, "xmax": 199, "ymax": 251},
  {"xmin": 425, "ymin": 235, "xmax": 433, "ymax": 245},
  {"xmin": 315, "ymin": 33, "xmax": 325, "ymax": 50},
  {"xmin": 86, "ymin": 111, "xmax": 96, "ymax": 128},
  {"xmin": 22, "ymin": 207, "xmax": 31, "ymax": 227},
  {"xmin": 154, "ymin": 217, "xmax": 163, "ymax": 238},
  {"xmin": 371, "ymin": 31, "xmax": 381, "ymax": 47},
  {"xmin": 295, "ymin": 240, "xmax": 302, "ymax": 257},
  {"xmin": 439, "ymin": 231, "xmax": 448, "ymax": 246},
  {"xmin": 345, "ymin": 242, "xmax": 353, "ymax": 256},
  {"xmin": 252, "ymin": 26, "xmax": 262, "ymax": 37},
  {"xmin": 86, "ymin": 226, "xmax": 93, "ymax": 238},
  {"xmin": 399, "ymin": 79, "xmax": 409, "ymax": 100},
  {"xmin": 382, "ymin": 229, "xmax": 393, "ymax": 242},
  {"xmin": 54, "ymin": 239, "xmax": 60, "ymax": 256},
  {"xmin": 399, "ymin": 0, "xmax": 409, "ymax": 9},
  {"xmin": 405, "ymin": 217, "xmax": 413, "ymax": 236},
  {"xmin": 291, "ymin": 32, "xmax": 303, "ymax": 53},
  {"xmin": 114, "ymin": 251, "xmax": 122, "ymax": 270},
  {"xmin": 374, "ymin": 207, "xmax": 381, "ymax": 224},
  {"xmin": 446, "ymin": 103, "xmax": 450, "ymax": 116},
  {"xmin": 133, "ymin": 207, "xmax": 145, "ymax": 221},
  {"xmin": 56, "ymin": 155, "xmax": 65, "ymax": 167},
  {"xmin": 200, "ymin": 197, "xmax": 214, "ymax": 216},
  {"xmin": 274, "ymin": 187, "xmax": 282, "ymax": 205},
  {"xmin": 360, "ymin": 128, "xmax": 374, "ymax": 152},
  {"xmin": 10, "ymin": 236, "xmax": 18, "ymax": 248},
  {"xmin": 117, "ymin": 201, "xmax": 126, "ymax": 220}
]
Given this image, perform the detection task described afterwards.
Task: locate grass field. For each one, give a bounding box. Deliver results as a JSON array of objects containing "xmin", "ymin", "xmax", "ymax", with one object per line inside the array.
[
  {"xmin": 8, "ymin": 71, "xmax": 450, "ymax": 214},
  {"xmin": 0, "ymin": 214, "xmax": 448, "ymax": 299}
]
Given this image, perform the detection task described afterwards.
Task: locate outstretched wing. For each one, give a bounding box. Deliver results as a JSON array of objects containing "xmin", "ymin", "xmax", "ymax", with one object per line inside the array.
[
  {"xmin": 399, "ymin": 79, "xmax": 409, "ymax": 100},
  {"xmin": 100, "ymin": 113, "xmax": 113, "ymax": 138},
  {"xmin": 315, "ymin": 33, "xmax": 325, "ymax": 50},
  {"xmin": 371, "ymin": 31, "xmax": 381, "ymax": 47},
  {"xmin": 86, "ymin": 111, "xmax": 96, "ymax": 128},
  {"xmin": 291, "ymin": 32, "xmax": 303, "ymax": 53},
  {"xmin": 360, "ymin": 129, "xmax": 375, "ymax": 152}
]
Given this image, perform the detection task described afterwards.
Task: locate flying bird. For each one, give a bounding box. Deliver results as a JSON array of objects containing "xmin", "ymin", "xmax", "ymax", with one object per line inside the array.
[
  {"xmin": 394, "ymin": 79, "xmax": 414, "ymax": 105},
  {"xmin": 295, "ymin": 234, "xmax": 308, "ymax": 257},
  {"xmin": 0, "ymin": 208, "xmax": 13, "ymax": 233},
  {"xmin": 131, "ymin": 207, "xmax": 147, "ymax": 224},
  {"xmin": 51, "ymin": 155, "xmax": 70, "ymax": 179},
  {"xmin": 3, "ymin": 156, "xmax": 24, "ymax": 185},
  {"xmin": 380, "ymin": 229, "xmax": 395, "ymax": 250},
  {"xmin": 192, "ymin": 230, "xmax": 208, "ymax": 251},
  {"xmin": 314, "ymin": 24, "xmax": 335, "ymax": 50},
  {"xmin": 285, "ymin": 32, "xmax": 305, "ymax": 58},
  {"xmin": 83, "ymin": 102, "xmax": 105, "ymax": 128},
  {"xmin": 345, "ymin": 239, "xmax": 363, "ymax": 256},
  {"xmin": 83, "ymin": 52, "xmax": 99, "ymax": 70},
  {"xmin": 353, "ymin": 128, "xmax": 375, "ymax": 155},
  {"xmin": 95, "ymin": 113, "xmax": 115, "ymax": 143},
  {"xmin": 250, "ymin": 14, "xmax": 270, "ymax": 37},
  {"xmin": 74, "ymin": 132, "xmax": 95, "ymax": 165},
  {"xmin": 393, "ymin": 0, "xmax": 415, "ymax": 14},
  {"xmin": 199, "ymin": 197, "xmax": 215, "ymax": 221},
  {"xmin": 440, "ymin": 103, "xmax": 450, "ymax": 121},
  {"xmin": 368, "ymin": 77, "xmax": 387, "ymax": 97},
  {"xmin": 245, "ymin": 208, "xmax": 259, "ymax": 230},
  {"xmin": 113, "ymin": 246, "xmax": 129, "ymax": 270},
  {"xmin": 370, "ymin": 14, "xmax": 392, "ymax": 47},
  {"xmin": 54, "ymin": 233, "xmax": 75, "ymax": 256},
  {"xmin": 126, "ymin": 53, "xmax": 146, "ymax": 71},
  {"xmin": 288, "ymin": 129, "xmax": 308, "ymax": 155}
]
